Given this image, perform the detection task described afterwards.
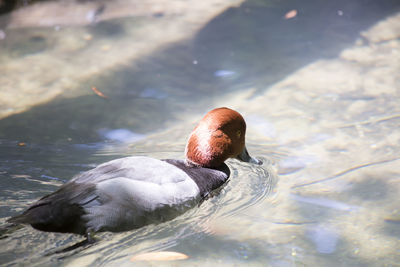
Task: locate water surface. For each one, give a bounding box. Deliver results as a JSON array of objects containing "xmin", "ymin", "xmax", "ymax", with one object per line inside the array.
[{"xmin": 1, "ymin": 0, "xmax": 400, "ymax": 266}]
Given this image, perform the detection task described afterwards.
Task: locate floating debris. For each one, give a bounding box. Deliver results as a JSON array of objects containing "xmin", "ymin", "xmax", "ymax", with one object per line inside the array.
[
  {"xmin": 284, "ymin": 9, "xmax": 297, "ymax": 19},
  {"xmin": 130, "ymin": 251, "xmax": 189, "ymax": 261},
  {"xmin": 91, "ymin": 86, "xmax": 108, "ymax": 98}
]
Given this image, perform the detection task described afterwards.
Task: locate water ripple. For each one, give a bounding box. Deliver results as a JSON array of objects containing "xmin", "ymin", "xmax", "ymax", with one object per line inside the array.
[
  {"xmin": 68, "ymin": 156, "xmax": 277, "ymax": 264},
  {"xmin": 1, "ymin": 156, "xmax": 277, "ymax": 265},
  {"xmin": 218, "ymin": 157, "xmax": 277, "ymax": 217}
]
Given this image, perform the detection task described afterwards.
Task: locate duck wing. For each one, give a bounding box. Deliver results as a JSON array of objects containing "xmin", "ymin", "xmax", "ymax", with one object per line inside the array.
[{"xmin": 8, "ymin": 157, "xmax": 200, "ymax": 234}]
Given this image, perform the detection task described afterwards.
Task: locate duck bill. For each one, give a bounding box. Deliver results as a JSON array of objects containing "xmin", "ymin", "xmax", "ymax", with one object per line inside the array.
[{"xmin": 236, "ymin": 146, "xmax": 262, "ymax": 165}]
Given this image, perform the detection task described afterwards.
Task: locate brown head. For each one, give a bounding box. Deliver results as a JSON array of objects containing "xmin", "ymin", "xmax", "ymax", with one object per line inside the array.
[{"xmin": 185, "ymin": 107, "xmax": 261, "ymax": 168}]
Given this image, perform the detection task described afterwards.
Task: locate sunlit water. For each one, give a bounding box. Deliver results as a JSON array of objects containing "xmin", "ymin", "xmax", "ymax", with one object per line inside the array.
[
  {"xmin": 1, "ymin": 0, "xmax": 400, "ymax": 266},
  {"xmin": 0, "ymin": 141, "xmax": 276, "ymax": 266}
]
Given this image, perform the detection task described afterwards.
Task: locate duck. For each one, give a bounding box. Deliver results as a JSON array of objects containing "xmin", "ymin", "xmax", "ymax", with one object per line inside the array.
[{"xmin": 8, "ymin": 107, "xmax": 261, "ymax": 236}]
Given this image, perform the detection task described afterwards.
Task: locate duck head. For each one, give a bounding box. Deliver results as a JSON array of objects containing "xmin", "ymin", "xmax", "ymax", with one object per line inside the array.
[{"xmin": 185, "ymin": 107, "xmax": 261, "ymax": 168}]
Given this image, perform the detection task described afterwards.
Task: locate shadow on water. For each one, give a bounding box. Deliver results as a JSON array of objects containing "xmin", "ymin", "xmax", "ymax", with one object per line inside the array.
[
  {"xmin": 0, "ymin": 94, "xmax": 176, "ymax": 144},
  {"xmin": 0, "ymin": 0, "xmax": 399, "ymax": 144},
  {"xmin": 347, "ymin": 175, "xmax": 390, "ymax": 201},
  {"xmin": 194, "ymin": 0, "xmax": 400, "ymax": 95}
]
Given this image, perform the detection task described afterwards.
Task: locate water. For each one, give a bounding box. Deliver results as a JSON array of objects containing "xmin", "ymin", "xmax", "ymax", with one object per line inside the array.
[{"xmin": 1, "ymin": 0, "xmax": 400, "ymax": 266}]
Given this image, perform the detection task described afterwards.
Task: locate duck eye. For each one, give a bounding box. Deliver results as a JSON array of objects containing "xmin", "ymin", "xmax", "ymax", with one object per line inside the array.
[{"xmin": 236, "ymin": 130, "xmax": 241, "ymax": 138}]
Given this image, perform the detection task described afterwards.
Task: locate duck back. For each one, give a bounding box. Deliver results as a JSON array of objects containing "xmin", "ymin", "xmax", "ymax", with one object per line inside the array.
[{"xmin": 8, "ymin": 157, "xmax": 229, "ymax": 234}]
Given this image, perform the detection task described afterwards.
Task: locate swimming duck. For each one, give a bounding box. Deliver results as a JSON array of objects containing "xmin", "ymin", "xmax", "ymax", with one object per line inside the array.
[{"xmin": 8, "ymin": 107, "xmax": 261, "ymax": 236}]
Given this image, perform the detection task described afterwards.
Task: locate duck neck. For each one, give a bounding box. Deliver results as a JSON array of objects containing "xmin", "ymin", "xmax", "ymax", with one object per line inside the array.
[{"xmin": 164, "ymin": 159, "xmax": 230, "ymax": 199}]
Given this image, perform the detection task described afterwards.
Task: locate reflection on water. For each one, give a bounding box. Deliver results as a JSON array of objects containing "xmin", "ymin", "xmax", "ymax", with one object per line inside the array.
[
  {"xmin": 290, "ymin": 194, "xmax": 359, "ymax": 212},
  {"xmin": 1, "ymin": 0, "xmax": 400, "ymax": 266},
  {"xmin": 307, "ymin": 225, "xmax": 338, "ymax": 254},
  {"xmin": 98, "ymin": 128, "xmax": 146, "ymax": 143}
]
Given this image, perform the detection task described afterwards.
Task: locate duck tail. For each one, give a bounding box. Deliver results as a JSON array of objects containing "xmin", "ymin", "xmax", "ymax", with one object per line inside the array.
[
  {"xmin": 7, "ymin": 202, "xmax": 52, "ymax": 225},
  {"xmin": 7, "ymin": 212, "xmax": 30, "ymax": 224},
  {"xmin": 7, "ymin": 182, "xmax": 96, "ymax": 235}
]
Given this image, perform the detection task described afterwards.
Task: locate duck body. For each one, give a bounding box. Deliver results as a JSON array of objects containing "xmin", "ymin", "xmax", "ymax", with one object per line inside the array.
[
  {"xmin": 9, "ymin": 157, "xmax": 229, "ymax": 234},
  {"xmin": 8, "ymin": 107, "xmax": 260, "ymax": 235}
]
